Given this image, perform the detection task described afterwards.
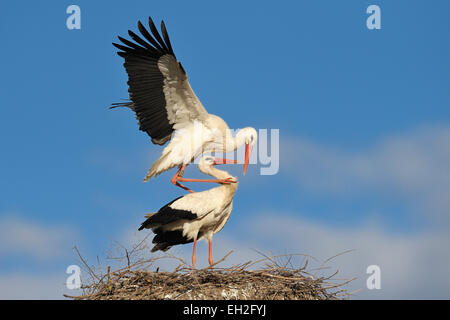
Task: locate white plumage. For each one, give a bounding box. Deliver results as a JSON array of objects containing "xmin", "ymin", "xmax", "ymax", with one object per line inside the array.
[
  {"xmin": 138, "ymin": 155, "xmax": 238, "ymax": 269},
  {"xmin": 112, "ymin": 17, "xmax": 257, "ymax": 192}
]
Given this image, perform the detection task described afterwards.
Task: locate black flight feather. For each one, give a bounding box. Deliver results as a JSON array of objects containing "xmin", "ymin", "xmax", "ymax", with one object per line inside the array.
[
  {"xmin": 138, "ymin": 196, "xmax": 202, "ymax": 252},
  {"xmin": 112, "ymin": 17, "xmax": 181, "ymax": 145},
  {"xmin": 138, "ymin": 196, "xmax": 197, "ymax": 231},
  {"xmin": 148, "ymin": 17, "xmax": 169, "ymax": 52}
]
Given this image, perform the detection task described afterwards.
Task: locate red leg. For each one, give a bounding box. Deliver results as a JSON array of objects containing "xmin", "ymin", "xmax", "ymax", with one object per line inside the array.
[
  {"xmin": 171, "ymin": 159, "xmax": 238, "ymax": 193},
  {"xmin": 208, "ymin": 238, "xmax": 213, "ymax": 266},
  {"xmin": 192, "ymin": 236, "xmax": 198, "ymax": 271},
  {"xmin": 171, "ymin": 165, "xmax": 194, "ymax": 193},
  {"xmin": 177, "ymin": 176, "xmax": 236, "ymax": 185}
]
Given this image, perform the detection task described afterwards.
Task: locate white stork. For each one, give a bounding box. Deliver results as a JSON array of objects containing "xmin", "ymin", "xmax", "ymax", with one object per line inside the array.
[
  {"xmin": 112, "ymin": 17, "xmax": 257, "ymax": 192},
  {"xmin": 138, "ymin": 155, "xmax": 238, "ymax": 269}
]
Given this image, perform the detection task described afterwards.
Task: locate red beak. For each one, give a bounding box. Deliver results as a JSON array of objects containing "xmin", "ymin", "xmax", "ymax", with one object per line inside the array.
[
  {"xmin": 213, "ymin": 158, "xmax": 238, "ymax": 165},
  {"xmin": 243, "ymin": 143, "xmax": 252, "ymax": 175}
]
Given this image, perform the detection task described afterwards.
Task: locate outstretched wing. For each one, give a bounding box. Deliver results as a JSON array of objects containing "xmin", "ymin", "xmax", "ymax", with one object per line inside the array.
[{"xmin": 113, "ymin": 17, "xmax": 208, "ymax": 145}]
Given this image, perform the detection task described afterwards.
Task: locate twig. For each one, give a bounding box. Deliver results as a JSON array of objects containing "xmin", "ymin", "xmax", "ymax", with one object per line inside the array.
[
  {"xmin": 203, "ymin": 250, "xmax": 234, "ymax": 270},
  {"xmin": 73, "ymin": 245, "xmax": 100, "ymax": 281}
]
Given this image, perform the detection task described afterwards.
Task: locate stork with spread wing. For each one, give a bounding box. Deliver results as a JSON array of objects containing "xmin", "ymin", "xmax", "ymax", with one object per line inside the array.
[{"xmin": 112, "ymin": 17, "xmax": 257, "ymax": 192}]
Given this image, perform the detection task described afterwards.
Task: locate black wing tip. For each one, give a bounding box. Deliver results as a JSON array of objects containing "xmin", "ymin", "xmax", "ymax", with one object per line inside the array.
[
  {"xmin": 111, "ymin": 16, "xmax": 174, "ymax": 57},
  {"xmin": 117, "ymin": 35, "xmax": 127, "ymax": 42},
  {"xmin": 147, "ymin": 17, "xmax": 169, "ymax": 52},
  {"xmin": 110, "ymin": 101, "xmax": 134, "ymax": 110},
  {"xmin": 112, "ymin": 42, "xmax": 127, "ymax": 57},
  {"xmin": 113, "ymin": 16, "xmax": 175, "ymax": 58},
  {"xmin": 112, "ymin": 42, "xmax": 130, "ymax": 55},
  {"xmin": 160, "ymin": 20, "xmax": 175, "ymax": 56},
  {"xmin": 148, "ymin": 16, "xmax": 156, "ymax": 28},
  {"xmin": 137, "ymin": 20, "xmax": 146, "ymax": 32},
  {"xmin": 138, "ymin": 218, "xmax": 151, "ymax": 231}
]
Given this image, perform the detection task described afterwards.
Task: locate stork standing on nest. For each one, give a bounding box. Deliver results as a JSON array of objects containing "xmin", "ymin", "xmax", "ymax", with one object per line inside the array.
[
  {"xmin": 112, "ymin": 17, "xmax": 257, "ymax": 192},
  {"xmin": 138, "ymin": 155, "xmax": 238, "ymax": 269}
]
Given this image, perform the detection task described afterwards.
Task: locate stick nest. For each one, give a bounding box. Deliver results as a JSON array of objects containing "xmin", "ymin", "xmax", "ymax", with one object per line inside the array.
[{"xmin": 66, "ymin": 245, "xmax": 354, "ymax": 300}]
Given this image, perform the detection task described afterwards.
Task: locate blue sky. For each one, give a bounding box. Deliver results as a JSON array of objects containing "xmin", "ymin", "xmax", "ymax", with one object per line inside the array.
[{"xmin": 1, "ymin": 0, "xmax": 450, "ymax": 299}]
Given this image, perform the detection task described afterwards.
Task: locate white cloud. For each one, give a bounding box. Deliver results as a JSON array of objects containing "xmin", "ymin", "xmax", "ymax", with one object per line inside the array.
[
  {"xmin": 248, "ymin": 213, "xmax": 450, "ymax": 299},
  {"xmin": 0, "ymin": 215, "xmax": 77, "ymax": 260},
  {"xmin": 282, "ymin": 124, "xmax": 450, "ymax": 224},
  {"xmin": 0, "ymin": 273, "xmax": 81, "ymax": 299},
  {"xmin": 274, "ymin": 126, "xmax": 450, "ymax": 298}
]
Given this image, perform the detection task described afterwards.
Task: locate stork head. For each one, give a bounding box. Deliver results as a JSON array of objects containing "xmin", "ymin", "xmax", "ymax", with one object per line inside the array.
[{"xmin": 240, "ymin": 127, "xmax": 258, "ymax": 175}]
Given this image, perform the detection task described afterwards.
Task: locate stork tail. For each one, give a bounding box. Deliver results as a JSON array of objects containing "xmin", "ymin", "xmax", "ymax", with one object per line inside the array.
[{"xmin": 143, "ymin": 152, "xmax": 176, "ymax": 182}]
